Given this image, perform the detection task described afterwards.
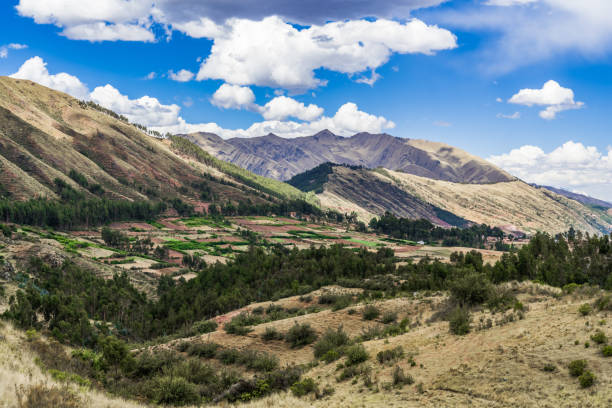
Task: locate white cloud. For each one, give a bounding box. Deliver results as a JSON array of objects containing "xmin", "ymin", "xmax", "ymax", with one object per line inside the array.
[
  {"xmin": 61, "ymin": 22, "xmax": 154, "ymax": 42},
  {"xmin": 496, "ymin": 97, "xmax": 503, "ymax": 102},
  {"xmin": 488, "ymin": 141, "xmax": 612, "ymax": 201},
  {"xmin": 355, "ymin": 70, "xmax": 382, "ymax": 86},
  {"xmin": 10, "ymin": 56, "xmax": 89, "ymax": 99},
  {"xmin": 210, "ymin": 84, "xmax": 256, "ymax": 110},
  {"xmin": 259, "ymin": 96, "xmax": 323, "ymax": 121},
  {"xmin": 144, "ymin": 72, "xmax": 156, "ymax": 80},
  {"xmin": 0, "ymin": 43, "xmax": 28, "ymax": 58},
  {"xmin": 11, "ymin": 56, "xmax": 394, "ymax": 141},
  {"xmin": 496, "ymin": 112, "xmax": 520, "ymax": 119},
  {"xmin": 438, "ymin": 0, "xmax": 612, "ymax": 72},
  {"xmin": 168, "ymin": 69, "xmax": 195, "ymax": 82},
  {"xmin": 194, "ymin": 16, "xmax": 456, "ymax": 91},
  {"xmin": 90, "ymin": 84, "xmax": 182, "ymax": 126},
  {"xmin": 153, "ymin": 102, "xmax": 394, "ymax": 139},
  {"xmin": 434, "ymin": 121, "xmax": 452, "ymax": 127},
  {"xmin": 508, "ymin": 80, "xmax": 583, "ymax": 119}
]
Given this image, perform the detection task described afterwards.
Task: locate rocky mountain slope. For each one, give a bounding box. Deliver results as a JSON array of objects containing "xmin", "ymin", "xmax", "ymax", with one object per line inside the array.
[
  {"xmin": 531, "ymin": 185, "xmax": 612, "ymax": 209},
  {"xmin": 0, "ymin": 76, "xmax": 307, "ymax": 205},
  {"xmin": 289, "ymin": 164, "xmax": 612, "ymax": 235},
  {"xmin": 182, "ymin": 130, "xmax": 515, "ymax": 183}
]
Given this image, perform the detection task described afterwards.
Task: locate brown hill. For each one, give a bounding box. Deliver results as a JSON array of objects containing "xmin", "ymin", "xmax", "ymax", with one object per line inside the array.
[
  {"xmin": 182, "ymin": 130, "xmax": 515, "ymax": 183},
  {"xmin": 304, "ymin": 165, "xmax": 611, "ymax": 235},
  {"xmin": 0, "ymin": 76, "xmax": 306, "ymax": 205}
]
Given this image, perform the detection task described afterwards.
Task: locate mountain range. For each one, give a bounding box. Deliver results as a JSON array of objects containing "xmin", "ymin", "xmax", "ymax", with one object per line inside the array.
[
  {"xmin": 183, "ymin": 131, "xmax": 515, "ymax": 183},
  {"xmin": 1, "ymin": 75, "xmax": 610, "ymax": 235}
]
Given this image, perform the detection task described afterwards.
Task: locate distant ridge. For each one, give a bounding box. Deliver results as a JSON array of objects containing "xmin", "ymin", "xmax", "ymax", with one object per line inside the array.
[
  {"xmin": 181, "ymin": 130, "xmax": 516, "ymax": 184},
  {"xmin": 532, "ymin": 184, "xmax": 612, "ymax": 209}
]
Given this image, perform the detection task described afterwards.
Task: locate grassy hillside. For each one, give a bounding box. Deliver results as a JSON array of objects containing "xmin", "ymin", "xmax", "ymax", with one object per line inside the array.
[
  {"xmin": 311, "ymin": 165, "xmax": 611, "ymax": 235},
  {"xmin": 170, "ymin": 135, "xmax": 317, "ymax": 205}
]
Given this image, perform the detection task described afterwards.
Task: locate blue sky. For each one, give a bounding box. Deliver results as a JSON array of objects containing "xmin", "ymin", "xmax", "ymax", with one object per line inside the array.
[{"xmin": 1, "ymin": 0, "xmax": 611, "ymax": 199}]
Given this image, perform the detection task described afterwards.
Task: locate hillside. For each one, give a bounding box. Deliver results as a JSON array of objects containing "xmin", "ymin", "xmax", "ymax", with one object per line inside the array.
[
  {"xmin": 183, "ymin": 130, "xmax": 515, "ymax": 183},
  {"xmin": 0, "ymin": 76, "xmax": 309, "ymax": 206},
  {"xmin": 289, "ymin": 164, "xmax": 611, "ymax": 235},
  {"xmin": 533, "ymin": 185, "xmax": 612, "ymax": 209}
]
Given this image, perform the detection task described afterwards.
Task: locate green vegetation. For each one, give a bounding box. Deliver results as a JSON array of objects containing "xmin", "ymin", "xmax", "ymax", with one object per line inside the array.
[
  {"xmin": 568, "ymin": 360, "xmax": 587, "ymax": 377},
  {"xmin": 170, "ymin": 135, "xmax": 314, "ymax": 203},
  {"xmin": 579, "ymin": 371, "xmax": 596, "ymax": 388},
  {"xmin": 369, "ymin": 212, "xmax": 506, "ymax": 248},
  {"xmin": 362, "ymin": 305, "xmax": 381, "ymax": 321},
  {"xmin": 0, "ymin": 198, "xmax": 166, "ymax": 229},
  {"xmin": 285, "ymin": 323, "xmax": 317, "ymax": 348},
  {"xmin": 579, "ymin": 303, "xmax": 592, "ymax": 316},
  {"xmin": 448, "ymin": 307, "xmax": 471, "ymax": 335},
  {"xmin": 376, "ymin": 346, "xmax": 404, "ymax": 365},
  {"xmin": 287, "ymin": 162, "xmax": 339, "ymax": 194}
]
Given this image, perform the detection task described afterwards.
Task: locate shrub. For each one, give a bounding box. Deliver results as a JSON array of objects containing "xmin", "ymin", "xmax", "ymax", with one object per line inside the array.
[
  {"xmin": 218, "ymin": 348, "xmax": 242, "ymax": 365},
  {"xmin": 345, "ymin": 344, "xmax": 368, "ymax": 366},
  {"xmin": 240, "ymin": 350, "xmax": 279, "ymax": 372},
  {"xmin": 542, "ymin": 363, "xmax": 557, "ymax": 372},
  {"xmin": 14, "ymin": 383, "xmax": 82, "ymax": 408},
  {"xmin": 224, "ymin": 312, "xmax": 262, "ymax": 335},
  {"xmin": 150, "ymin": 376, "xmax": 199, "ymax": 406},
  {"xmin": 449, "ymin": 272, "xmax": 491, "ymax": 306},
  {"xmin": 579, "ymin": 370, "xmax": 595, "ymax": 388},
  {"xmin": 602, "ymin": 345, "xmax": 612, "ymax": 357},
  {"xmin": 291, "ymin": 378, "xmax": 318, "ymax": 397},
  {"xmin": 590, "ymin": 330, "xmax": 607, "ymax": 345},
  {"xmin": 187, "ymin": 342, "xmax": 219, "ymax": 358},
  {"xmin": 321, "ymin": 350, "xmax": 341, "ymax": 363},
  {"xmin": 578, "ymin": 303, "xmax": 592, "ymax": 316},
  {"xmin": 313, "ymin": 326, "xmax": 350, "ymax": 359},
  {"xmin": 286, "ymin": 323, "xmax": 317, "ymax": 348},
  {"xmin": 381, "ymin": 311, "xmax": 398, "ymax": 324},
  {"xmin": 595, "ymin": 295, "xmax": 611, "ymax": 311},
  {"xmin": 192, "ymin": 319, "xmax": 218, "ymax": 334},
  {"xmin": 376, "ymin": 346, "xmax": 404, "ymax": 365},
  {"xmin": 486, "ymin": 286, "xmax": 516, "ymax": 312},
  {"xmin": 448, "ymin": 307, "xmax": 471, "ymax": 335},
  {"xmin": 392, "ymin": 365, "xmax": 414, "ymax": 387},
  {"xmin": 336, "ymin": 365, "xmax": 362, "ymax": 382},
  {"xmin": 568, "ymin": 360, "xmax": 587, "ymax": 377},
  {"xmin": 262, "ymin": 327, "xmax": 284, "ymax": 341},
  {"xmin": 362, "ymin": 305, "xmax": 381, "ymax": 321}
]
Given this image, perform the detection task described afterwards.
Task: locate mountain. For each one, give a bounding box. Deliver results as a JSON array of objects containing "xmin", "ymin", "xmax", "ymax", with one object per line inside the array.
[
  {"xmin": 289, "ymin": 163, "xmax": 612, "ymax": 235},
  {"xmin": 182, "ymin": 130, "xmax": 516, "ymax": 183},
  {"xmin": 532, "ymin": 185, "xmax": 612, "ymax": 209},
  {"xmin": 0, "ymin": 76, "xmax": 309, "ymax": 205}
]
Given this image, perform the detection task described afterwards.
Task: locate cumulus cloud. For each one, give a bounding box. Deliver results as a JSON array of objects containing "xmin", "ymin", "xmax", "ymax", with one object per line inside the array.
[
  {"xmin": 210, "ymin": 83, "xmax": 256, "ymax": 110},
  {"xmin": 62, "ymin": 22, "xmax": 154, "ymax": 42},
  {"xmin": 259, "ymin": 96, "xmax": 323, "ymax": 121},
  {"xmin": 10, "ymin": 56, "xmax": 89, "ymax": 99},
  {"xmin": 0, "ymin": 43, "xmax": 28, "ymax": 58},
  {"xmin": 194, "ymin": 16, "xmax": 456, "ymax": 91},
  {"xmin": 168, "ymin": 69, "xmax": 195, "ymax": 82},
  {"xmin": 508, "ymin": 80, "xmax": 583, "ymax": 119},
  {"xmin": 11, "ymin": 57, "xmax": 393, "ymax": 141},
  {"xmin": 488, "ymin": 141, "xmax": 612, "ymax": 201},
  {"xmin": 152, "ymin": 102, "xmax": 395, "ymax": 139},
  {"xmin": 16, "ymin": 0, "xmax": 448, "ymax": 34},
  {"xmin": 89, "ymin": 84, "xmax": 182, "ymax": 126}
]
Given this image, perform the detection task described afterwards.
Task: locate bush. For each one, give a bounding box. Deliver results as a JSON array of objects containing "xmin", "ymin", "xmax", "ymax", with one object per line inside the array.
[
  {"xmin": 377, "ymin": 346, "xmax": 404, "ymax": 365},
  {"xmin": 262, "ymin": 327, "xmax": 284, "ymax": 341},
  {"xmin": 578, "ymin": 303, "xmax": 592, "ymax": 316},
  {"xmin": 150, "ymin": 376, "xmax": 199, "ymax": 406},
  {"xmin": 192, "ymin": 319, "xmax": 218, "ymax": 334},
  {"xmin": 601, "ymin": 345, "xmax": 612, "ymax": 357},
  {"xmin": 285, "ymin": 323, "xmax": 317, "ymax": 348},
  {"xmin": 362, "ymin": 305, "xmax": 381, "ymax": 321},
  {"xmin": 217, "ymin": 348, "xmax": 242, "ymax": 365},
  {"xmin": 590, "ymin": 330, "xmax": 607, "ymax": 345},
  {"xmin": 448, "ymin": 307, "xmax": 471, "ymax": 335},
  {"xmin": 290, "ymin": 378, "xmax": 318, "ymax": 397},
  {"xmin": 568, "ymin": 360, "xmax": 587, "ymax": 377},
  {"xmin": 313, "ymin": 326, "xmax": 350, "ymax": 359},
  {"xmin": 449, "ymin": 272, "xmax": 491, "ymax": 306},
  {"xmin": 336, "ymin": 365, "xmax": 362, "ymax": 382},
  {"xmin": 345, "ymin": 344, "xmax": 368, "ymax": 366},
  {"xmin": 224, "ymin": 312, "xmax": 261, "ymax": 335},
  {"xmin": 392, "ymin": 365, "xmax": 414, "ymax": 387},
  {"xmin": 486, "ymin": 286, "xmax": 516, "ymax": 312},
  {"xmin": 381, "ymin": 311, "xmax": 398, "ymax": 324},
  {"xmin": 579, "ymin": 370, "xmax": 595, "ymax": 388},
  {"xmin": 595, "ymin": 295, "xmax": 611, "ymax": 311},
  {"xmin": 187, "ymin": 342, "xmax": 219, "ymax": 358},
  {"xmin": 14, "ymin": 383, "xmax": 82, "ymax": 408}
]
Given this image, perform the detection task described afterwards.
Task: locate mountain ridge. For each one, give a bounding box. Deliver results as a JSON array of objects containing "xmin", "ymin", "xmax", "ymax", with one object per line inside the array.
[{"xmin": 182, "ymin": 130, "xmax": 516, "ymax": 184}]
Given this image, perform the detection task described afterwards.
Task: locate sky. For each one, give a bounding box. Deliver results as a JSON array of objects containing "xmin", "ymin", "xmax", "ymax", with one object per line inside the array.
[{"xmin": 0, "ymin": 0, "xmax": 611, "ymax": 200}]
